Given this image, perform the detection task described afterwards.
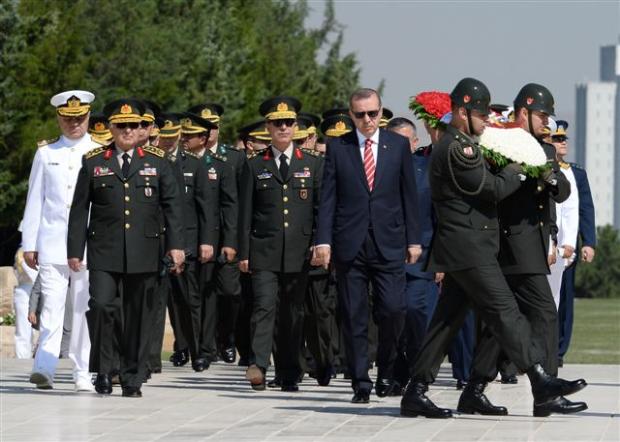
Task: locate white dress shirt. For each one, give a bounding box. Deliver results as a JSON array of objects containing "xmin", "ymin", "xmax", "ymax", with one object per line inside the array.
[
  {"xmin": 116, "ymin": 147, "xmax": 134, "ymax": 168},
  {"xmin": 21, "ymin": 134, "xmax": 102, "ymax": 264},
  {"xmin": 356, "ymin": 128, "xmax": 379, "ymax": 164},
  {"xmin": 271, "ymin": 144, "xmax": 294, "ymax": 168}
]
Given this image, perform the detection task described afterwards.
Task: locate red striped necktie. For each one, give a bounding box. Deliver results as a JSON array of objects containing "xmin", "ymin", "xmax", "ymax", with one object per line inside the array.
[{"xmin": 363, "ymin": 138, "xmax": 375, "ymax": 191}]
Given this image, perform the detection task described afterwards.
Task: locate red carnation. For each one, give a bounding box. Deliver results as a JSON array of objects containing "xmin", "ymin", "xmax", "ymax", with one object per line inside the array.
[{"xmin": 413, "ymin": 91, "xmax": 451, "ymax": 119}]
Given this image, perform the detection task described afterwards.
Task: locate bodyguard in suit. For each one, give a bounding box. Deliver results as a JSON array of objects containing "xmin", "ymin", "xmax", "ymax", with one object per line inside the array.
[
  {"xmin": 400, "ymin": 78, "xmax": 585, "ymax": 419},
  {"xmin": 315, "ymin": 88, "xmax": 422, "ymax": 403},
  {"xmin": 239, "ymin": 96, "xmax": 323, "ymax": 392},
  {"xmin": 67, "ymin": 99, "xmax": 185, "ymax": 397},
  {"xmin": 180, "ymin": 112, "xmax": 238, "ymax": 371}
]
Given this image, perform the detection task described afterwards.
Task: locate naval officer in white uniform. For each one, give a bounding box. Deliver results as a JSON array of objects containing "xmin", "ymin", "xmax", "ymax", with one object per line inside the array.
[{"xmin": 21, "ymin": 90, "xmax": 104, "ymax": 391}]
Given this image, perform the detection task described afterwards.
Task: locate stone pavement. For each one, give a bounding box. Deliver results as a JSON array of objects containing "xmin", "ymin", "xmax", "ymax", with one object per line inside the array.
[{"xmin": 1, "ymin": 358, "xmax": 618, "ymax": 441}]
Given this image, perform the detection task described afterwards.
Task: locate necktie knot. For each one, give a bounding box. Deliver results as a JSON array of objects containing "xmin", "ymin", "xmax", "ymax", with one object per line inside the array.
[
  {"xmin": 122, "ymin": 153, "xmax": 130, "ymax": 160},
  {"xmin": 365, "ymin": 138, "xmax": 373, "ymax": 150},
  {"xmin": 279, "ymin": 152, "xmax": 289, "ymax": 179},
  {"xmin": 121, "ymin": 152, "xmax": 130, "ymax": 178}
]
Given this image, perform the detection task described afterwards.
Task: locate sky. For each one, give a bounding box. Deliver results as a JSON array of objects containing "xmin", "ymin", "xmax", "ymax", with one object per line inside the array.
[{"xmin": 306, "ymin": 0, "xmax": 619, "ymax": 145}]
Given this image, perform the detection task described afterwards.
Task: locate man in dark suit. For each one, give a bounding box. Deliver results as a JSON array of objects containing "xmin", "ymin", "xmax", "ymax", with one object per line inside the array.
[
  {"xmin": 67, "ymin": 99, "xmax": 185, "ymax": 397},
  {"xmin": 239, "ymin": 96, "xmax": 323, "ymax": 392},
  {"xmin": 315, "ymin": 88, "xmax": 422, "ymax": 403},
  {"xmin": 399, "ymin": 78, "xmax": 586, "ymax": 418}
]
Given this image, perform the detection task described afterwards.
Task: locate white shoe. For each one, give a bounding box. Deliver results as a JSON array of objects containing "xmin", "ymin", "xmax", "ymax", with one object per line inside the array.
[
  {"xmin": 29, "ymin": 372, "xmax": 53, "ymax": 390},
  {"xmin": 75, "ymin": 378, "xmax": 95, "ymax": 392}
]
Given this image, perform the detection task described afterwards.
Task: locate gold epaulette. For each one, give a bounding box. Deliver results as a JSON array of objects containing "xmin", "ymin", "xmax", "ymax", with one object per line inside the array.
[
  {"xmin": 184, "ymin": 150, "xmax": 200, "ymax": 159},
  {"xmin": 223, "ymin": 144, "xmax": 242, "ymax": 152},
  {"xmin": 90, "ymin": 135, "xmax": 111, "ymax": 146},
  {"xmin": 210, "ymin": 152, "xmax": 227, "ymax": 162},
  {"xmin": 143, "ymin": 145, "xmax": 165, "ymax": 158},
  {"xmin": 300, "ymin": 147, "xmax": 319, "ymax": 157},
  {"xmin": 37, "ymin": 137, "xmax": 59, "ymax": 148},
  {"xmin": 85, "ymin": 146, "xmax": 107, "ymax": 159}
]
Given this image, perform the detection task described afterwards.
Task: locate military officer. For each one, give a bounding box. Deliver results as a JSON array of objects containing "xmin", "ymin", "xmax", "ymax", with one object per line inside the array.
[
  {"xmin": 187, "ymin": 102, "xmax": 245, "ymax": 364},
  {"xmin": 378, "ymin": 107, "xmax": 393, "ymax": 128},
  {"xmin": 400, "ymin": 78, "xmax": 585, "ymax": 418},
  {"xmin": 88, "ymin": 112, "xmax": 113, "ymax": 144},
  {"xmin": 239, "ymin": 96, "xmax": 323, "ymax": 392},
  {"xmin": 22, "ymin": 90, "xmax": 101, "ymax": 392},
  {"xmin": 67, "ymin": 98, "xmax": 185, "ymax": 398},
  {"xmin": 554, "ymin": 122, "xmax": 596, "ymax": 365},
  {"xmin": 180, "ymin": 111, "xmax": 238, "ymax": 371},
  {"xmin": 298, "ymin": 112, "xmax": 321, "ymax": 151}
]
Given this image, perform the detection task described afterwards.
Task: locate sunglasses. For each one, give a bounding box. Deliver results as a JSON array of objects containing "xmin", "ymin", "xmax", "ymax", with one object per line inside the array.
[
  {"xmin": 552, "ymin": 136, "xmax": 567, "ymax": 142},
  {"xmin": 114, "ymin": 122, "xmax": 140, "ymax": 129},
  {"xmin": 351, "ymin": 110, "xmax": 380, "ymax": 119},
  {"xmin": 269, "ymin": 119, "xmax": 296, "ymax": 127},
  {"xmin": 140, "ymin": 121, "xmax": 153, "ymax": 128}
]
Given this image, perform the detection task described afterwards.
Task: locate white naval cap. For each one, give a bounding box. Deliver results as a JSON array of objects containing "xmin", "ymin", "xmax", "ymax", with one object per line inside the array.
[
  {"xmin": 545, "ymin": 117, "xmax": 557, "ymax": 136},
  {"xmin": 50, "ymin": 90, "xmax": 95, "ymax": 117}
]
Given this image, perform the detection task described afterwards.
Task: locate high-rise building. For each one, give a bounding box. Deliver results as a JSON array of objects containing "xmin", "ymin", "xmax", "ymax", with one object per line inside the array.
[{"xmin": 575, "ymin": 43, "xmax": 620, "ymax": 228}]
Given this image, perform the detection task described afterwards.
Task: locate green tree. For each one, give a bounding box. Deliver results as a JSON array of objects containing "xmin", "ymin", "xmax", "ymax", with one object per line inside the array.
[{"xmin": 575, "ymin": 225, "xmax": 620, "ymax": 298}]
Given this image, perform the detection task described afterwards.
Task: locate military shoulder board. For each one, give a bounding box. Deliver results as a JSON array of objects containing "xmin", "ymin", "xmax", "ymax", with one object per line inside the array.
[
  {"xmin": 211, "ymin": 152, "xmax": 227, "ymax": 162},
  {"xmin": 300, "ymin": 148, "xmax": 319, "ymax": 157},
  {"xmin": 85, "ymin": 146, "xmax": 107, "ymax": 159},
  {"xmin": 184, "ymin": 150, "xmax": 200, "ymax": 159},
  {"xmin": 223, "ymin": 144, "xmax": 242, "ymax": 152},
  {"xmin": 37, "ymin": 137, "xmax": 59, "ymax": 148},
  {"xmin": 90, "ymin": 135, "xmax": 110, "ymax": 146},
  {"xmin": 143, "ymin": 145, "xmax": 165, "ymax": 158},
  {"xmin": 569, "ymin": 162, "xmax": 583, "ymax": 170},
  {"xmin": 246, "ymin": 151, "xmax": 259, "ymax": 160}
]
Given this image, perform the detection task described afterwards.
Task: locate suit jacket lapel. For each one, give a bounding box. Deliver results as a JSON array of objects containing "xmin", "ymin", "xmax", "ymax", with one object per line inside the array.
[
  {"xmin": 125, "ymin": 150, "xmax": 143, "ymax": 180},
  {"xmin": 373, "ymin": 130, "xmax": 388, "ymax": 190},
  {"xmin": 104, "ymin": 144, "xmax": 124, "ymax": 181},
  {"xmin": 345, "ymin": 132, "xmax": 370, "ymax": 193},
  {"xmin": 261, "ymin": 152, "xmax": 282, "ymax": 184}
]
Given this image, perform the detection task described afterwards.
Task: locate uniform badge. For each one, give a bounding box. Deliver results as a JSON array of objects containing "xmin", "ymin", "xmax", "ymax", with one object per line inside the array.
[
  {"xmin": 144, "ymin": 187, "xmax": 153, "ymax": 197},
  {"xmin": 139, "ymin": 167, "xmax": 157, "ymax": 176},
  {"xmin": 93, "ymin": 166, "xmax": 113, "ymax": 176},
  {"xmin": 257, "ymin": 172, "xmax": 273, "ymax": 180},
  {"xmin": 299, "ymin": 189, "xmax": 308, "ymax": 200},
  {"xmin": 293, "ymin": 171, "xmax": 311, "ymax": 178},
  {"xmin": 208, "ymin": 167, "xmax": 217, "ymax": 180},
  {"xmin": 183, "ymin": 172, "xmax": 194, "ymax": 177}
]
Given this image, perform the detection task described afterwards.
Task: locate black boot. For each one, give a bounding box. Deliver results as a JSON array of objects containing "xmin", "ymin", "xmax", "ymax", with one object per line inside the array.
[
  {"xmin": 457, "ymin": 382, "xmax": 508, "ymax": 415},
  {"xmin": 533, "ymin": 396, "xmax": 588, "ymax": 417},
  {"xmin": 400, "ymin": 382, "xmax": 452, "ymax": 418},
  {"xmin": 527, "ymin": 364, "xmax": 587, "ymax": 404}
]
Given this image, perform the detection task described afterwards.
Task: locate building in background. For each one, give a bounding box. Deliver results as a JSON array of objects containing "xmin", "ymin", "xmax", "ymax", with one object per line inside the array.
[{"xmin": 575, "ymin": 42, "xmax": 620, "ymax": 228}]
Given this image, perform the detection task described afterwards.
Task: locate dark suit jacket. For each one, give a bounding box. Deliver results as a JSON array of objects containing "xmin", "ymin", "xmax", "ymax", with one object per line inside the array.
[
  {"xmin": 203, "ymin": 151, "xmax": 238, "ymax": 251},
  {"xmin": 316, "ymin": 129, "xmax": 420, "ymax": 264},
  {"xmin": 67, "ymin": 144, "xmax": 184, "ymax": 274},
  {"xmin": 406, "ymin": 145, "xmax": 435, "ymax": 279},
  {"xmin": 498, "ymin": 142, "xmax": 571, "ymax": 275},
  {"xmin": 427, "ymin": 127, "xmax": 523, "ymax": 273},
  {"xmin": 571, "ymin": 164, "xmax": 596, "ymax": 248},
  {"xmin": 239, "ymin": 146, "xmax": 322, "ymax": 273}
]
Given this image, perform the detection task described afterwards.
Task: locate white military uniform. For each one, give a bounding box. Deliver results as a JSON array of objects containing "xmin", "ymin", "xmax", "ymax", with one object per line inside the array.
[
  {"xmin": 21, "ymin": 132, "xmax": 103, "ymax": 387},
  {"xmin": 547, "ymin": 162, "xmax": 579, "ymax": 310},
  {"xmin": 13, "ymin": 247, "xmax": 37, "ymax": 358}
]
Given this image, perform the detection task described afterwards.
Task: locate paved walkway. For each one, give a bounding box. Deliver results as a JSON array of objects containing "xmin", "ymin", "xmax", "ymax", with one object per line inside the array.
[{"xmin": 1, "ymin": 358, "xmax": 618, "ymax": 441}]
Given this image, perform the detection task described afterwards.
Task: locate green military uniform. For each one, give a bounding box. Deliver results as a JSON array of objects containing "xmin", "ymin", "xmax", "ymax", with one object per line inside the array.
[
  {"xmin": 67, "ymin": 100, "xmax": 184, "ymax": 393},
  {"xmin": 240, "ymin": 98, "xmax": 323, "ymax": 387}
]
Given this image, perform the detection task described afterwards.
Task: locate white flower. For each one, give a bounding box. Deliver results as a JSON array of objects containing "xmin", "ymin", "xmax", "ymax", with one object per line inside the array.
[{"xmin": 479, "ymin": 126, "xmax": 547, "ymax": 167}]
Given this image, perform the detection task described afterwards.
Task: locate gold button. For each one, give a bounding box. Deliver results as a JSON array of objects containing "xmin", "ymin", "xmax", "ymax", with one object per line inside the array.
[
  {"xmin": 284, "ymin": 209, "xmax": 289, "ymax": 215},
  {"xmin": 124, "ymin": 183, "xmax": 129, "ymax": 188},
  {"xmin": 537, "ymin": 186, "xmax": 543, "ymax": 192},
  {"xmin": 101, "ymin": 183, "xmax": 106, "ymax": 188},
  {"xmin": 283, "ymin": 184, "xmax": 288, "ymax": 190},
  {"xmin": 539, "ymin": 204, "xmax": 544, "ymax": 209},
  {"xmin": 284, "ymin": 222, "xmax": 289, "ymax": 228},
  {"xmin": 539, "ymin": 222, "xmax": 544, "ymax": 227},
  {"xmin": 283, "ymin": 196, "xmax": 288, "ymax": 202},
  {"xmin": 67, "ymin": 184, "xmax": 72, "ymax": 189},
  {"xmin": 125, "ymin": 210, "xmax": 130, "ymax": 216},
  {"xmin": 301, "ymin": 179, "xmax": 305, "ymax": 183},
  {"xmin": 125, "ymin": 223, "xmax": 130, "ymax": 229},
  {"xmin": 125, "ymin": 196, "xmax": 130, "ymax": 202}
]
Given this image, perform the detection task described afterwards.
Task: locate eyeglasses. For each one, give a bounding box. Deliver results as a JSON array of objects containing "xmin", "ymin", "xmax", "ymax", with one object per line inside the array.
[
  {"xmin": 269, "ymin": 119, "xmax": 296, "ymax": 127},
  {"xmin": 351, "ymin": 110, "xmax": 380, "ymax": 119},
  {"xmin": 114, "ymin": 122, "xmax": 140, "ymax": 129},
  {"xmin": 552, "ymin": 136, "xmax": 567, "ymax": 142}
]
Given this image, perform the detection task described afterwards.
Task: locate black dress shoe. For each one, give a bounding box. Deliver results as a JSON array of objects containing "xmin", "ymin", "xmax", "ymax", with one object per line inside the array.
[
  {"xmin": 501, "ymin": 374, "xmax": 518, "ymax": 384},
  {"xmin": 169, "ymin": 349, "xmax": 190, "ymax": 367},
  {"xmin": 316, "ymin": 365, "xmax": 334, "ymax": 387},
  {"xmin": 533, "ymin": 396, "xmax": 588, "ymax": 417},
  {"xmin": 456, "ymin": 380, "xmax": 467, "ymax": 390},
  {"xmin": 238, "ymin": 357, "xmax": 249, "ymax": 367},
  {"xmin": 192, "ymin": 358, "xmax": 209, "ymax": 372},
  {"xmin": 375, "ymin": 379, "xmax": 402, "ymax": 397},
  {"xmin": 94, "ymin": 374, "xmax": 112, "ymax": 395},
  {"xmin": 457, "ymin": 382, "xmax": 508, "ymax": 415},
  {"xmin": 281, "ymin": 382, "xmax": 299, "ymax": 392},
  {"xmin": 151, "ymin": 367, "xmax": 162, "ymax": 374},
  {"xmin": 220, "ymin": 346, "xmax": 236, "ymax": 364},
  {"xmin": 121, "ymin": 386, "xmax": 142, "ymax": 398},
  {"xmin": 351, "ymin": 389, "xmax": 370, "ymax": 404},
  {"xmin": 400, "ymin": 382, "xmax": 452, "ymax": 418},
  {"xmin": 267, "ymin": 376, "xmax": 281, "ymax": 388},
  {"xmin": 558, "ymin": 357, "xmax": 564, "ymax": 368}
]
